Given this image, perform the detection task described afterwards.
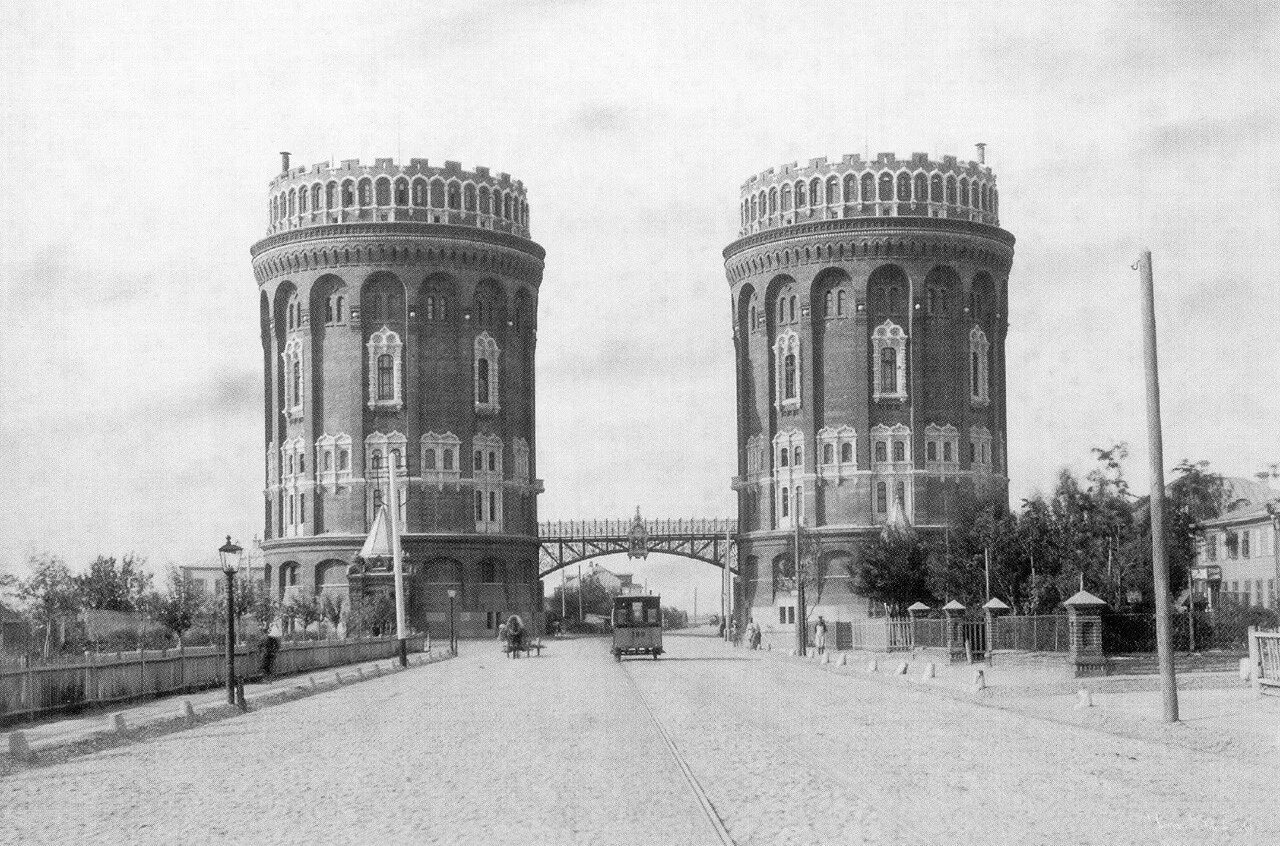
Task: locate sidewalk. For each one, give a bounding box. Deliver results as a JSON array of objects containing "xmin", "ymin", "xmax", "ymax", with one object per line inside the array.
[
  {"xmin": 740, "ymin": 640, "xmax": 1280, "ymax": 763},
  {"xmin": 2, "ymin": 647, "xmax": 453, "ymax": 767}
]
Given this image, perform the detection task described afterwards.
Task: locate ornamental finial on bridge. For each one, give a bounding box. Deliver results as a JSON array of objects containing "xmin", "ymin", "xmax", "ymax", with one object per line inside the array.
[{"xmin": 627, "ymin": 507, "xmax": 649, "ymax": 559}]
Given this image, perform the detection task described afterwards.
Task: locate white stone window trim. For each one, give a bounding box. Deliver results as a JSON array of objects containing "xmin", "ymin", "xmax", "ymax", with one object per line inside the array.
[
  {"xmin": 366, "ymin": 325, "xmax": 404, "ymax": 411},
  {"xmin": 871, "ymin": 321, "xmax": 908, "ymax": 402},
  {"xmin": 816, "ymin": 425, "xmax": 858, "ymax": 480},
  {"xmin": 282, "ymin": 334, "xmax": 305, "ymax": 420},
  {"xmin": 870, "ymin": 423, "xmax": 913, "ymax": 472},
  {"xmin": 280, "ymin": 436, "xmax": 308, "ymax": 538},
  {"xmin": 474, "ymin": 485, "xmax": 505, "ymax": 533},
  {"xmin": 421, "ymin": 431, "xmax": 462, "ymax": 490},
  {"xmin": 924, "ymin": 424, "xmax": 960, "ymax": 474},
  {"xmin": 472, "ymin": 432, "xmax": 504, "ymax": 482},
  {"xmin": 772, "ymin": 429, "xmax": 804, "ymax": 528},
  {"xmin": 745, "ymin": 434, "xmax": 768, "ymax": 478},
  {"xmin": 773, "ymin": 328, "xmax": 802, "ymax": 411},
  {"xmin": 969, "ymin": 325, "xmax": 991, "ymax": 407},
  {"xmin": 365, "ymin": 431, "xmax": 408, "ymax": 526},
  {"xmin": 315, "ymin": 433, "xmax": 353, "ymax": 490},
  {"xmin": 969, "ymin": 425, "xmax": 994, "ymax": 473},
  {"xmin": 474, "ymin": 331, "xmax": 501, "ymax": 413}
]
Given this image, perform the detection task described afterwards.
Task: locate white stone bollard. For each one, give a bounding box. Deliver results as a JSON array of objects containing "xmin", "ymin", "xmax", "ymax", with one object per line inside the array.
[
  {"xmin": 766, "ymin": 642, "xmax": 772, "ymax": 651},
  {"xmin": 896, "ymin": 662, "xmax": 908, "ymax": 675},
  {"xmin": 1074, "ymin": 687, "xmax": 1093, "ymax": 709},
  {"xmin": 1239, "ymin": 658, "xmax": 1252, "ymax": 682},
  {"xmin": 867, "ymin": 660, "xmax": 877, "ymax": 673},
  {"xmin": 920, "ymin": 662, "xmax": 936, "ymax": 681},
  {"xmin": 8, "ymin": 731, "xmax": 34, "ymax": 763},
  {"xmin": 356, "ymin": 667, "xmax": 364, "ymax": 679},
  {"xmin": 838, "ymin": 653, "xmax": 847, "ymax": 666},
  {"xmin": 114, "ymin": 714, "xmax": 128, "ymax": 735},
  {"xmin": 971, "ymin": 669, "xmax": 986, "ymax": 692},
  {"xmin": 183, "ymin": 701, "xmax": 196, "ymax": 723},
  {"xmin": 822, "ymin": 652, "xmax": 830, "ymax": 665}
]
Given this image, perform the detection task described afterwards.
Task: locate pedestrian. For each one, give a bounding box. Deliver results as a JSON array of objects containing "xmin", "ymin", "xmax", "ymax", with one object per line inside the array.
[
  {"xmin": 257, "ymin": 624, "xmax": 280, "ymax": 680},
  {"xmin": 506, "ymin": 614, "xmax": 523, "ymax": 659},
  {"xmin": 814, "ymin": 616, "xmax": 828, "ymax": 656},
  {"xmin": 498, "ymin": 621, "xmax": 508, "ymax": 654},
  {"xmin": 749, "ymin": 618, "xmax": 761, "ymax": 650}
]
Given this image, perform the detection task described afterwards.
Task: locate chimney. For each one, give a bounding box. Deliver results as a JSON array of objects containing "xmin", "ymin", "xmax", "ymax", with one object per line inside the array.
[
  {"xmin": 975, "ymin": 143, "xmax": 986, "ymax": 164},
  {"xmin": 280, "ymin": 151, "xmax": 291, "ymax": 173}
]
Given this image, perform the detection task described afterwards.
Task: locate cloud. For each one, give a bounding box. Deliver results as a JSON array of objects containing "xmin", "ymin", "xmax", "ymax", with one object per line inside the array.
[
  {"xmin": 569, "ymin": 103, "xmax": 630, "ymax": 136},
  {"xmin": 1135, "ymin": 110, "xmax": 1273, "ymax": 155}
]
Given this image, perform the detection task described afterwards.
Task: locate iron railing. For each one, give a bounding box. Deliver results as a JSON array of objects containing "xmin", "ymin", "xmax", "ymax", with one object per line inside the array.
[{"xmin": 538, "ymin": 518, "xmax": 737, "ymax": 539}]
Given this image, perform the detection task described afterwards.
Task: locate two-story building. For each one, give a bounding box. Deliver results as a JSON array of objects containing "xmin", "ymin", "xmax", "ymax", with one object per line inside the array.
[{"xmin": 1194, "ymin": 499, "xmax": 1278, "ymax": 609}]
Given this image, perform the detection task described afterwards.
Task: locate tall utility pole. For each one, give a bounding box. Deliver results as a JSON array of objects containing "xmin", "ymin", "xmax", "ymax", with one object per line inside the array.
[
  {"xmin": 577, "ymin": 564, "xmax": 583, "ymax": 623},
  {"xmin": 794, "ymin": 516, "xmax": 806, "ymax": 657},
  {"xmin": 1138, "ymin": 249, "xmax": 1178, "ymax": 723},
  {"xmin": 386, "ymin": 461, "xmax": 408, "ymax": 668}
]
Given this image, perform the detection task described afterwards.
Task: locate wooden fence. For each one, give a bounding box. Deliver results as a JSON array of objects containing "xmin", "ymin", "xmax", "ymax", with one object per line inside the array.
[
  {"xmin": 829, "ymin": 615, "xmax": 1071, "ymax": 654},
  {"xmin": 0, "ymin": 634, "xmax": 426, "ymax": 725},
  {"xmin": 1248, "ymin": 628, "xmax": 1280, "ymax": 693}
]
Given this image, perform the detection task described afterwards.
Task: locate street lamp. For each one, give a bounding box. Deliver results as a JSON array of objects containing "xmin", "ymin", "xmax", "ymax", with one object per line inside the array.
[
  {"xmin": 218, "ymin": 536, "xmax": 243, "ymax": 706},
  {"xmin": 446, "ymin": 589, "xmax": 457, "ymax": 656}
]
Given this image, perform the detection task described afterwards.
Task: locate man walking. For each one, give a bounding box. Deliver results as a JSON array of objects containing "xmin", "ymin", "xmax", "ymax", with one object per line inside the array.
[{"xmin": 814, "ymin": 616, "xmax": 828, "ymax": 657}]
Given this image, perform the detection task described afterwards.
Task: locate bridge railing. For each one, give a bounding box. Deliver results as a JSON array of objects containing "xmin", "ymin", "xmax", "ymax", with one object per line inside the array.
[{"xmin": 538, "ymin": 519, "xmax": 738, "ymax": 539}]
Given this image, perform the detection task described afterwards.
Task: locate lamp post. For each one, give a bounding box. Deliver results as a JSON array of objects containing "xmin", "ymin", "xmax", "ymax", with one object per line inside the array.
[
  {"xmin": 218, "ymin": 536, "xmax": 243, "ymax": 706},
  {"xmin": 446, "ymin": 589, "xmax": 457, "ymax": 656}
]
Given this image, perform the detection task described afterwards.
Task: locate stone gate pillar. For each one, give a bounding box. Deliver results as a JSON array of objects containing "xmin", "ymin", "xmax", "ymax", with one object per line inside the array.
[
  {"xmin": 1063, "ymin": 590, "xmax": 1109, "ymax": 677},
  {"xmin": 983, "ymin": 597, "xmax": 1011, "ymax": 658},
  {"xmin": 943, "ymin": 600, "xmax": 967, "ymax": 664}
]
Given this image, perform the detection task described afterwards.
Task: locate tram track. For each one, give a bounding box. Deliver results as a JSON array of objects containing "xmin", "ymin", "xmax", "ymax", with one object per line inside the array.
[{"xmin": 621, "ymin": 659, "xmax": 737, "ymax": 846}]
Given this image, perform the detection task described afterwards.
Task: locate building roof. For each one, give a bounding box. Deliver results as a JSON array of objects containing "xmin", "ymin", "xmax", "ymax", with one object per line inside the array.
[
  {"xmin": 1195, "ymin": 477, "xmax": 1279, "ymax": 529},
  {"xmin": 1199, "ymin": 499, "xmax": 1275, "ymax": 529}
]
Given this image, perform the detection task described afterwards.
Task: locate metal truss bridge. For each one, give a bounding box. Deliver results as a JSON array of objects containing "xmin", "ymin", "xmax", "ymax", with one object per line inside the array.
[{"xmin": 537, "ymin": 511, "xmax": 738, "ymax": 578}]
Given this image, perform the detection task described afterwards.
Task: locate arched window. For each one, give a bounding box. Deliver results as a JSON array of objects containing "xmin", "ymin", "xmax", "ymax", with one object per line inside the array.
[
  {"xmin": 788, "ymin": 295, "xmax": 796, "ymax": 322},
  {"xmin": 843, "ymin": 174, "xmax": 856, "ymax": 204},
  {"xmin": 287, "ymin": 189, "xmax": 296, "ymax": 217},
  {"xmin": 793, "ymin": 445, "xmax": 802, "ymax": 467},
  {"xmin": 475, "ymin": 490, "xmax": 484, "ymax": 521},
  {"xmin": 338, "ymin": 446, "xmax": 349, "ymax": 471},
  {"xmin": 880, "ymin": 346, "xmax": 897, "ymax": 394},
  {"xmin": 784, "ymin": 353, "xmax": 797, "ymax": 400},
  {"xmin": 375, "ymin": 177, "xmax": 391, "ymax": 206},
  {"xmin": 970, "ymin": 180, "xmax": 979, "ymax": 208},
  {"xmin": 477, "ymin": 358, "xmax": 490, "ymax": 404},
  {"xmin": 750, "ymin": 195, "xmax": 757, "ymax": 220},
  {"xmin": 958, "ymin": 177, "xmax": 969, "ymax": 207},
  {"xmin": 841, "ymin": 442, "xmax": 853, "ymax": 463},
  {"xmin": 341, "ymin": 180, "xmax": 355, "ymax": 207},
  {"xmin": 779, "ymin": 446, "xmax": 789, "ymax": 467},
  {"xmin": 298, "ymin": 187, "xmax": 307, "ymax": 213},
  {"xmin": 487, "ymin": 490, "xmax": 496, "ymax": 522},
  {"xmin": 897, "ymin": 172, "xmax": 911, "ymax": 202},
  {"xmin": 366, "ymin": 326, "xmax": 403, "ymax": 409},
  {"xmin": 876, "ymin": 482, "xmax": 888, "ymax": 514},
  {"xmin": 930, "ymin": 173, "xmax": 943, "ymax": 203},
  {"xmin": 809, "ymin": 178, "xmax": 821, "ymax": 206},
  {"xmin": 479, "ymin": 185, "xmax": 490, "ymax": 215},
  {"xmin": 773, "ymin": 329, "xmax": 801, "ymax": 410},
  {"xmin": 358, "ymin": 178, "xmax": 373, "ymax": 206},
  {"xmin": 826, "ymin": 177, "xmax": 838, "ymax": 205},
  {"xmin": 394, "ymin": 178, "xmax": 408, "ymax": 206},
  {"xmin": 836, "ymin": 289, "xmax": 845, "ymax": 315},
  {"xmin": 823, "ymin": 443, "xmax": 834, "ymax": 464},
  {"xmin": 781, "ymin": 487, "xmax": 789, "ymax": 517},
  {"xmin": 325, "ymin": 182, "xmax": 337, "ymax": 209},
  {"xmin": 878, "ymin": 173, "xmax": 893, "ymax": 201},
  {"xmin": 824, "ymin": 290, "xmax": 833, "ymax": 316},
  {"xmin": 795, "ymin": 180, "xmax": 807, "ymax": 207},
  {"xmin": 776, "ymin": 297, "xmax": 785, "ymax": 325},
  {"xmin": 913, "ymin": 173, "xmax": 927, "ymax": 202},
  {"xmin": 969, "ymin": 325, "xmax": 990, "ymax": 405},
  {"xmin": 892, "ymin": 440, "xmax": 905, "ymax": 463},
  {"xmin": 757, "ymin": 191, "xmax": 766, "ymax": 218},
  {"xmin": 464, "ymin": 183, "xmax": 476, "ymax": 212},
  {"xmin": 371, "ymin": 450, "xmax": 383, "ymax": 472},
  {"xmin": 768, "ymin": 187, "xmax": 777, "ymax": 214},
  {"xmin": 861, "ymin": 172, "xmax": 874, "ymax": 202},
  {"xmin": 412, "ymin": 178, "xmax": 427, "ymax": 206},
  {"xmin": 780, "ymin": 184, "xmax": 792, "ymax": 212},
  {"xmin": 312, "ymin": 183, "xmax": 322, "ymax": 210},
  {"xmin": 945, "ymin": 175, "xmax": 957, "ymax": 204},
  {"xmin": 430, "ymin": 180, "xmax": 445, "ymax": 208},
  {"xmin": 291, "ymin": 360, "xmax": 301, "ymax": 404},
  {"xmin": 894, "ymin": 481, "xmax": 906, "ymax": 508},
  {"xmin": 377, "ymin": 354, "xmax": 394, "ymax": 400},
  {"xmin": 875, "ymin": 441, "xmax": 887, "ymax": 463}
]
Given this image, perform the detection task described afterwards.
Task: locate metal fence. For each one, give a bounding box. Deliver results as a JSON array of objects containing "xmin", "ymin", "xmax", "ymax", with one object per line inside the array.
[
  {"xmin": 1250, "ymin": 629, "xmax": 1280, "ymax": 692},
  {"xmin": 0, "ymin": 634, "xmax": 426, "ymax": 725},
  {"xmin": 538, "ymin": 518, "xmax": 738, "ymax": 538},
  {"xmin": 830, "ymin": 615, "xmax": 1070, "ymax": 655}
]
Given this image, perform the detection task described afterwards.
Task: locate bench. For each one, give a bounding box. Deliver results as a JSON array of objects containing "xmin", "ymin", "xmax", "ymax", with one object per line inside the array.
[{"xmin": 502, "ymin": 638, "xmax": 544, "ymax": 657}]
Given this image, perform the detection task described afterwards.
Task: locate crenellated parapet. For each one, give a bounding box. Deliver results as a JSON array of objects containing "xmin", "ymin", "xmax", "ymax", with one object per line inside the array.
[
  {"xmin": 265, "ymin": 157, "xmax": 532, "ymax": 239},
  {"xmin": 739, "ymin": 151, "xmax": 999, "ymax": 234}
]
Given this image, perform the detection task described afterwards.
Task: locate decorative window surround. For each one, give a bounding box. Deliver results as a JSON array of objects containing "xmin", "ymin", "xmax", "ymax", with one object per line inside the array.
[
  {"xmin": 924, "ymin": 424, "xmax": 960, "ymax": 475},
  {"xmin": 745, "ymin": 434, "xmax": 768, "ymax": 479},
  {"xmin": 871, "ymin": 423, "xmax": 912, "ymax": 472},
  {"xmin": 316, "ymin": 433, "xmax": 353, "ymax": 490},
  {"xmin": 475, "ymin": 486, "xmax": 504, "ymax": 533},
  {"xmin": 872, "ymin": 321, "xmax": 908, "ymax": 402},
  {"xmin": 365, "ymin": 431, "xmax": 408, "ymax": 523},
  {"xmin": 816, "ymin": 425, "xmax": 858, "ymax": 481},
  {"xmin": 280, "ymin": 436, "xmax": 309, "ymax": 538},
  {"xmin": 773, "ymin": 429, "xmax": 804, "ymax": 529},
  {"xmin": 282, "ymin": 335, "xmax": 304, "ymax": 421},
  {"xmin": 969, "ymin": 325, "xmax": 990, "ymax": 407},
  {"xmin": 421, "ymin": 431, "xmax": 462, "ymax": 490},
  {"xmin": 472, "ymin": 433, "xmax": 504, "ymax": 482},
  {"xmin": 366, "ymin": 325, "xmax": 404, "ymax": 411},
  {"xmin": 773, "ymin": 329, "xmax": 801, "ymax": 411},
  {"xmin": 474, "ymin": 332, "xmax": 501, "ymax": 414},
  {"xmin": 969, "ymin": 426, "xmax": 994, "ymax": 473}
]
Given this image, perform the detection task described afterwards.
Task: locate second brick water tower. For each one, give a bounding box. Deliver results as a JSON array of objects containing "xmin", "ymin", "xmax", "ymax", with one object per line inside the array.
[
  {"xmin": 723, "ymin": 151, "xmax": 1016, "ymax": 629},
  {"xmin": 252, "ymin": 155, "xmax": 545, "ymax": 637}
]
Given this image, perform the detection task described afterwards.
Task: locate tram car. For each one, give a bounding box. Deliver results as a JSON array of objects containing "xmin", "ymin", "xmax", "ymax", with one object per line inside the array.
[{"xmin": 612, "ymin": 594, "xmax": 663, "ymax": 660}]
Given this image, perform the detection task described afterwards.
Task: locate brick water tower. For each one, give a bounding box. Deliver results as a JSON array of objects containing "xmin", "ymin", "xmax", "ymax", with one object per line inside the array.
[
  {"xmin": 251, "ymin": 153, "xmax": 545, "ymax": 637},
  {"xmin": 723, "ymin": 150, "xmax": 1015, "ymax": 632}
]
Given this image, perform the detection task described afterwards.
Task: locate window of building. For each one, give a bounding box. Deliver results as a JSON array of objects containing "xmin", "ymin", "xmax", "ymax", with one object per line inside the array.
[
  {"xmin": 826, "ymin": 177, "xmax": 838, "ymax": 205},
  {"xmin": 282, "ymin": 336, "xmax": 304, "ymax": 416},
  {"xmin": 969, "ymin": 326, "xmax": 990, "ymax": 406},
  {"xmin": 876, "ymin": 482, "xmax": 888, "ymax": 514},
  {"xmin": 841, "ymin": 441, "xmax": 853, "ymax": 463},
  {"xmin": 474, "ymin": 332, "xmax": 501, "ymax": 412},
  {"xmin": 871, "ymin": 321, "xmax": 908, "ymax": 401},
  {"xmin": 823, "ymin": 443, "xmax": 834, "ymax": 465},
  {"xmin": 875, "ymin": 441, "xmax": 887, "ymax": 463},
  {"xmin": 773, "ymin": 329, "xmax": 801, "ymax": 410},
  {"xmin": 927, "ymin": 441, "xmax": 937, "ymax": 462},
  {"xmin": 892, "ymin": 441, "xmax": 905, "ymax": 462},
  {"xmin": 969, "ymin": 427, "xmax": 993, "ymax": 472},
  {"xmin": 1242, "ymin": 530, "xmax": 1251, "ymax": 559},
  {"xmin": 1226, "ymin": 532, "xmax": 1239, "ymax": 559},
  {"xmin": 897, "ymin": 172, "xmax": 911, "ymax": 202},
  {"xmin": 513, "ymin": 437, "xmax": 531, "ymax": 483},
  {"xmin": 781, "ymin": 487, "xmax": 789, "ymax": 517},
  {"xmin": 860, "ymin": 172, "xmax": 874, "ymax": 202},
  {"xmin": 366, "ymin": 326, "xmax": 403, "ymax": 410},
  {"xmin": 878, "ymin": 172, "xmax": 893, "ymax": 202},
  {"xmin": 1206, "ymin": 534, "xmax": 1217, "ymax": 561}
]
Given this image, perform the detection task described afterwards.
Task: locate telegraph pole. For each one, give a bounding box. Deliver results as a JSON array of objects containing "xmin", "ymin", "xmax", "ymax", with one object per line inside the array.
[
  {"xmin": 794, "ymin": 516, "xmax": 806, "ymax": 657},
  {"xmin": 387, "ymin": 460, "xmax": 408, "ymax": 668},
  {"xmin": 1138, "ymin": 249, "xmax": 1178, "ymax": 722}
]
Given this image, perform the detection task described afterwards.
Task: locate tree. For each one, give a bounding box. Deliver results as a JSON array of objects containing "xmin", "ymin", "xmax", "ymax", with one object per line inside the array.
[
  {"xmin": 284, "ymin": 591, "xmax": 323, "ymax": 636},
  {"xmin": 549, "ymin": 573, "xmax": 615, "ymax": 621},
  {"xmin": 347, "ymin": 593, "xmax": 396, "ymax": 636},
  {"xmin": 73, "ymin": 554, "xmax": 153, "ymax": 612},
  {"xmin": 851, "ymin": 526, "xmax": 933, "ymax": 615},
  {"xmin": 321, "ymin": 593, "xmax": 345, "ymax": 636},
  {"xmin": 149, "ymin": 567, "xmax": 208, "ymax": 645},
  {"xmin": 17, "ymin": 554, "xmax": 79, "ymax": 657},
  {"xmin": 0, "ymin": 571, "xmax": 20, "ymax": 655}
]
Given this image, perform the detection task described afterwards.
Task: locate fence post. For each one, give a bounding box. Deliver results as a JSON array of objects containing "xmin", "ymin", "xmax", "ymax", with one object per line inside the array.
[
  {"xmin": 1247, "ymin": 626, "xmax": 1261, "ymax": 693},
  {"xmin": 84, "ymin": 650, "xmax": 92, "ymax": 707}
]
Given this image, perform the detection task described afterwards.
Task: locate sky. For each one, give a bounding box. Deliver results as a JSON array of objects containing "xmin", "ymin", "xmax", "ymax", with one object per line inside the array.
[{"xmin": 1, "ymin": 0, "xmax": 1277, "ymax": 612}]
